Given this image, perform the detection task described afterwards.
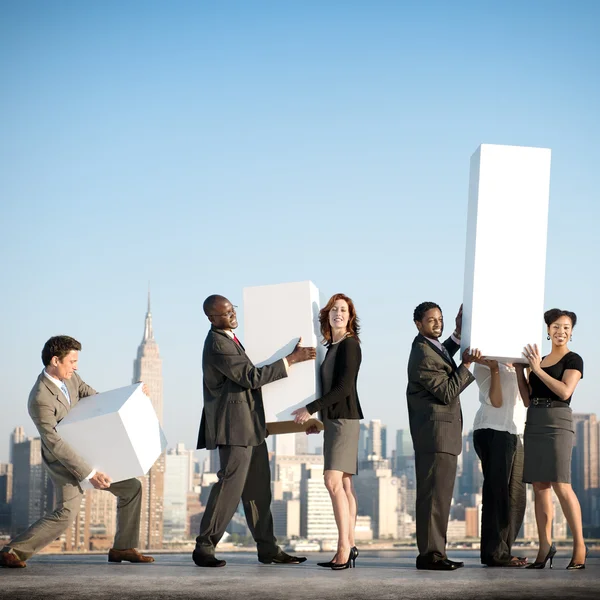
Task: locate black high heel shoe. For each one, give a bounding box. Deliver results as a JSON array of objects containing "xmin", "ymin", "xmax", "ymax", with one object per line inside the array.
[
  {"xmin": 350, "ymin": 546, "xmax": 359, "ymax": 567},
  {"xmin": 331, "ymin": 550, "xmax": 353, "ymax": 571},
  {"xmin": 566, "ymin": 545, "xmax": 589, "ymax": 570},
  {"xmin": 526, "ymin": 543, "xmax": 557, "ymax": 569},
  {"xmin": 318, "ymin": 547, "xmax": 359, "ymax": 569}
]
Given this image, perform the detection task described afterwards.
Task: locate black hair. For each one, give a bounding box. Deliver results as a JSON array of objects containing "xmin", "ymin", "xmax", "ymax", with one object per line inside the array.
[
  {"xmin": 544, "ymin": 308, "xmax": 577, "ymax": 328},
  {"xmin": 413, "ymin": 302, "xmax": 441, "ymax": 322},
  {"xmin": 41, "ymin": 336, "xmax": 82, "ymax": 367}
]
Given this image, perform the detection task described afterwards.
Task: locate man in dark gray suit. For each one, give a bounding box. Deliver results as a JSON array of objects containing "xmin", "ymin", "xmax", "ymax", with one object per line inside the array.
[
  {"xmin": 193, "ymin": 294, "xmax": 316, "ymax": 568},
  {"xmin": 407, "ymin": 302, "xmax": 479, "ymax": 571}
]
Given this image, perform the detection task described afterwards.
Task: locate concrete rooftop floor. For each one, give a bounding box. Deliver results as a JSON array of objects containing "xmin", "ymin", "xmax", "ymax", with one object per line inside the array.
[{"xmin": 0, "ymin": 550, "xmax": 599, "ymax": 600}]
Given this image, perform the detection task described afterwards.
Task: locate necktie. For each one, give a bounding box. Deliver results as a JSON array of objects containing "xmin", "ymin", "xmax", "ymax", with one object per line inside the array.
[
  {"xmin": 233, "ymin": 334, "xmax": 241, "ymax": 347},
  {"xmin": 440, "ymin": 344, "xmax": 451, "ymax": 360},
  {"xmin": 60, "ymin": 382, "xmax": 71, "ymax": 405}
]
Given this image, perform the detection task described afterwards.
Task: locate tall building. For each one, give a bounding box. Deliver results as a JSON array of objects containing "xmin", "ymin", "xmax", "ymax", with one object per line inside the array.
[
  {"xmin": 132, "ymin": 292, "xmax": 165, "ymax": 549},
  {"xmin": 164, "ymin": 443, "xmax": 193, "ymax": 541},
  {"xmin": 300, "ymin": 463, "xmax": 337, "ymax": 540},
  {"xmin": 9, "ymin": 426, "xmax": 26, "ymax": 463},
  {"xmin": 11, "ymin": 438, "xmax": 54, "ymax": 537},
  {"xmin": 572, "ymin": 413, "xmax": 599, "ymax": 527},
  {"xmin": 367, "ymin": 420, "xmax": 383, "ymax": 458},
  {"xmin": 0, "ymin": 463, "xmax": 13, "ymax": 534},
  {"xmin": 354, "ymin": 466, "xmax": 398, "ymax": 539},
  {"xmin": 358, "ymin": 423, "xmax": 368, "ymax": 461},
  {"xmin": 457, "ymin": 431, "xmax": 482, "ymax": 501},
  {"xmin": 87, "ymin": 488, "xmax": 117, "ymax": 548}
]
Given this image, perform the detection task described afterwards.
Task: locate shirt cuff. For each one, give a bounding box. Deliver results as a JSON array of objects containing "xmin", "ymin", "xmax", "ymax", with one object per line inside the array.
[
  {"xmin": 282, "ymin": 357, "xmax": 289, "ymax": 372},
  {"xmin": 79, "ymin": 469, "xmax": 96, "ymax": 490}
]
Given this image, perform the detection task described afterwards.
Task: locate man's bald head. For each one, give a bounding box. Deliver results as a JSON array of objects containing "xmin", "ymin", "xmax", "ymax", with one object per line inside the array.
[
  {"xmin": 203, "ymin": 295, "xmax": 229, "ymax": 317},
  {"xmin": 203, "ymin": 295, "xmax": 239, "ymax": 331}
]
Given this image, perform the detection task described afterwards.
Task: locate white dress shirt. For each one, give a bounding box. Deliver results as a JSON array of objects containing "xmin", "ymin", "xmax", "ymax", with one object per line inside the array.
[
  {"xmin": 43, "ymin": 370, "xmax": 96, "ymax": 485},
  {"xmin": 473, "ymin": 363, "xmax": 526, "ymax": 436}
]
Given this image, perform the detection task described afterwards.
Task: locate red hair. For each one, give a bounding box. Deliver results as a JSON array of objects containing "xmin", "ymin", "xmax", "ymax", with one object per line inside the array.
[{"xmin": 319, "ymin": 293, "xmax": 360, "ymax": 346}]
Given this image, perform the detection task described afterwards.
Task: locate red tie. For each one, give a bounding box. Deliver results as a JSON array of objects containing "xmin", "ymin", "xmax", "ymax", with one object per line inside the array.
[{"xmin": 233, "ymin": 334, "xmax": 241, "ymax": 346}]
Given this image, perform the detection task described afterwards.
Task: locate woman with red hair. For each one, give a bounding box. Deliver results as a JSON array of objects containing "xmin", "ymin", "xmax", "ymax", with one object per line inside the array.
[{"xmin": 292, "ymin": 293, "xmax": 363, "ymax": 571}]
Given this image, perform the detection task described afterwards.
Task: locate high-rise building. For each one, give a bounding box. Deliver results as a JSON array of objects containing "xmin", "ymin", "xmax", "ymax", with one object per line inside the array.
[
  {"xmin": 394, "ymin": 429, "xmax": 414, "ymax": 476},
  {"xmin": 87, "ymin": 488, "xmax": 117, "ymax": 548},
  {"xmin": 358, "ymin": 423, "xmax": 368, "ymax": 461},
  {"xmin": 132, "ymin": 292, "xmax": 165, "ymax": 549},
  {"xmin": 11, "ymin": 438, "xmax": 54, "ymax": 537},
  {"xmin": 457, "ymin": 431, "xmax": 482, "ymax": 501},
  {"xmin": 9, "ymin": 426, "xmax": 26, "ymax": 463},
  {"xmin": 367, "ymin": 420, "xmax": 383, "ymax": 458},
  {"xmin": 572, "ymin": 413, "xmax": 599, "ymax": 527},
  {"xmin": 300, "ymin": 463, "xmax": 337, "ymax": 540},
  {"xmin": 354, "ymin": 466, "xmax": 398, "ymax": 539},
  {"xmin": 271, "ymin": 453, "xmax": 324, "ymax": 501},
  {"xmin": 164, "ymin": 443, "xmax": 193, "ymax": 541},
  {"xmin": 0, "ymin": 463, "xmax": 13, "ymax": 534}
]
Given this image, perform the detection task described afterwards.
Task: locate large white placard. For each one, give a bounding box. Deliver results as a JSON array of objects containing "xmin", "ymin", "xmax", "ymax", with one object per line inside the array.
[
  {"xmin": 57, "ymin": 383, "xmax": 167, "ymax": 483},
  {"xmin": 243, "ymin": 281, "xmax": 325, "ymax": 422},
  {"xmin": 461, "ymin": 143, "xmax": 551, "ymax": 362}
]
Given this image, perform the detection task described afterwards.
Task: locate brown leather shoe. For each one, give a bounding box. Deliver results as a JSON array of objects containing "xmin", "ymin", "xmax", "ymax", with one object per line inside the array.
[
  {"xmin": 108, "ymin": 548, "xmax": 154, "ymax": 563},
  {"xmin": 0, "ymin": 551, "xmax": 26, "ymax": 568}
]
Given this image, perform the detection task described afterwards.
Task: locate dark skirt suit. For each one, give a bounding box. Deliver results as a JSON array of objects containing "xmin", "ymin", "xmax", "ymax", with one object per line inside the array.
[
  {"xmin": 523, "ymin": 352, "xmax": 584, "ymax": 484},
  {"xmin": 306, "ymin": 335, "xmax": 363, "ymax": 474}
]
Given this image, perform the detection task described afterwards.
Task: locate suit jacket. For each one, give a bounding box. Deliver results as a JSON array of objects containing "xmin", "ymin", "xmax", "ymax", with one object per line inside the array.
[
  {"xmin": 306, "ymin": 335, "xmax": 364, "ymax": 420},
  {"xmin": 28, "ymin": 370, "xmax": 98, "ymax": 486},
  {"xmin": 406, "ymin": 334, "xmax": 474, "ymax": 456},
  {"xmin": 197, "ymin": 327, "xmax": 288, "ymax": 450}
]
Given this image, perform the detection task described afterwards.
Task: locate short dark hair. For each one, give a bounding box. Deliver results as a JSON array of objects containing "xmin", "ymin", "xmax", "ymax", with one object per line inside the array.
[
  {"xmin": 41, "ymin": 336, "xmax": 82, "ymax": 366},
  {"xmin": 413, "ymin": 302, "xmax": 441, "ymax": 322},
  {"xmin": 203, "ymin": 294, "xmax": 227, "ymax": 317},
  {"xmin": 544, "ymin": 308, "xmax": 577, "ymax": 328}
]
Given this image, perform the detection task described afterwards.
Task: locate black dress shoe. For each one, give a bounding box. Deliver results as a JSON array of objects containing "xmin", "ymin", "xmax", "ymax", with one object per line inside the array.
[
  {"xmin": 259, "ymin": 550, "xmax": 307, "ymax": 565},
  {"xmin": 416, "ymin": 559, "xmax": 459, "ymax": 571},
  {"xmin": 446, "ymin": 559, "xmax": 464, "ymax": 568},
  {"xmin": 192, "ymin": 551, "xmax": 226, "ymax": 568}
]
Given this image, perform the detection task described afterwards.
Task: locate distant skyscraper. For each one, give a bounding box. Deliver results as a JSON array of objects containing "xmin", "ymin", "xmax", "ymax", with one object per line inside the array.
[
  {"xmin": 300, "ymin": 463, "xmax": 337, "ymax": 540},
  {"xmin": 358, "ymin": 423, "xmax": 368, "ymax": 461},
  {"xmin": 132, "ymin": 291, "xmax": 165, "ymax": 549},
  {"xmin": 11, "ymin": 438, "xmax": 54, "ymax": 537},
  {"xmin": 10, "ymin": 426, "xmax": 26, "ymax": 463},
  {"xmin": 457, "ymin": 431, "xmax": 482, "ymax": 501},
  {"xmin": 367, "ymin": 420, "xmax": 383, "ymax": 458},
  {"xmin": 164, "ymin": 443, "xmax": 192, "ymax": 541},
  {"xmin": 572, "ymin": 413, "xmax": 599, "ymax": 526},
  {"xmin": 0, "ymin": 463, "xmax": 13, "ymax": 534},
  {"xmin": 354, "ymin": 466, "xmax": 398, "ymax": 539}
]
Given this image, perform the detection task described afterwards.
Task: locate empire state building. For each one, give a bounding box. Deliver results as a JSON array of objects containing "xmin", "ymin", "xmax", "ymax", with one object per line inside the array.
[{"xmin": 133, "ymin": 292, "xmax": 165, "ymax": 548}]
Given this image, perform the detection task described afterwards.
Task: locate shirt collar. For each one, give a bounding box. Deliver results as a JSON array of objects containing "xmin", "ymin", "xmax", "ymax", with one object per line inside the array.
[{"xmin": 43, "ymin": 369, "xmax": 65, "ymax": 390}]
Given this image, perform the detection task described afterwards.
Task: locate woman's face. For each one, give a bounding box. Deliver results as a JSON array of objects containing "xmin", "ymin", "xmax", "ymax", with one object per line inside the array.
[
  {"xmin": 329, "ymin": 299, "xmax": 350, "ymax": 331},
  {"xmin": 548, "ymin": 316, "xmax": 573, "ymax": 347}
]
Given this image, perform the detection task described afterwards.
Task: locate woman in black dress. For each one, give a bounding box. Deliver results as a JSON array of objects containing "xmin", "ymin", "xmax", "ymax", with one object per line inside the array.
[
  {"xmin": 515, "ymin": 308, "xmax": 586, "ymax": 570},
  {"xmin": 292, "ymin": 293, "xmax": 363, "ymax": 570}
]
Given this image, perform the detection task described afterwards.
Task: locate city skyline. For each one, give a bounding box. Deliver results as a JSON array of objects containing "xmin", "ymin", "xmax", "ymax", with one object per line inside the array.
[{"xmin": 2, "ymin": 1, "xmax": 600, "ymax": 465}]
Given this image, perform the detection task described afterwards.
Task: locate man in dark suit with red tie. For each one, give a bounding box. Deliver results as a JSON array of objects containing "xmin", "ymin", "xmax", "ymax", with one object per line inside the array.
[
  {"xmin": 407, "ymin": 302, "xmax": 479, "ymax": 571},
  {"xmin": 193, "ymin": 294, "xmax": 316, "ymax": 567}
]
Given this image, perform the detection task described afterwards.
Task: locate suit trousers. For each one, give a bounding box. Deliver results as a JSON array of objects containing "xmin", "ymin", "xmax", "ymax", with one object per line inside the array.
[
  {"xmin": 4, "ymin": 477, "xmax": 142, "ymax": 561},
  {"xmin": 473, "ymin": 429, "xmax": 526, "ymax": 565},
  {"xmin": 195, "ymin": 442, "xmax": 278, "ymax": 558},
  {"xmin": 415, "ymin": 451, "xmax": 457, "ymax": 563}
]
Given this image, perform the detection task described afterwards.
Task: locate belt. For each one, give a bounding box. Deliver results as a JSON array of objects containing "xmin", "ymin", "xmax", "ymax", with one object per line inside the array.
[{"xmin": 530, "ymin": 398, "xmax": 570, "ymax": 408}]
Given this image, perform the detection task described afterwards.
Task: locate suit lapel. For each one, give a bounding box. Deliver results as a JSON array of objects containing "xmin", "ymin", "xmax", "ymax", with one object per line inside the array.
[
  {"xmin": 40, "ymin": 371, "xmax": 71, "ymax": 411},
  {"xmin": 420, "ymin": 335, "xmax": 454, "ymax": 367},
  {"xmin": 212, "ymin": 327, "xmax": 245, "ymax": 355}
]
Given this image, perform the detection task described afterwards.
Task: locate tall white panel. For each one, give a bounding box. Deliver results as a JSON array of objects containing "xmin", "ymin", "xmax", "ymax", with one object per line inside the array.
[
  {"xmin": 461, "ymin": 144, "xmax": 551, "ymax": 362},
  {"xmin": 243, "ymin": 281, "xmax": 324, "ymax": 423}
]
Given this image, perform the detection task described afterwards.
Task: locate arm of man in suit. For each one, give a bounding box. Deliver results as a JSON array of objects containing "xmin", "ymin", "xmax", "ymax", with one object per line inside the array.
[
  {"xmin": 417, "ymin": 357, "xmax": 475, "ymax": 405},
  {"xmin": 29, "ymin": 399, "xmax": 94, "ymax": 482},
  {"xmin": 305, "ymin": 339, "xmax": 360, "ymax": 415},
  {"xmin": 74, "ymin": 372, "xmax": 98, "ymax": 398},
  {"xmin": 211, "ymin": 342, "xmax": 288, "ymax": 390}
]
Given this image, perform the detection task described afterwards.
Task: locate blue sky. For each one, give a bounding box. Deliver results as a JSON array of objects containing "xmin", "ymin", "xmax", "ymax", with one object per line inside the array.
[{"xmin": 1, "ymin": 1, "xmax": 599, "ymax": 463}]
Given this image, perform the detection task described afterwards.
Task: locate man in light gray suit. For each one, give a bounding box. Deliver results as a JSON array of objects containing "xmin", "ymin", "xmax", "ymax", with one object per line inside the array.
[
  {"xmin": 407, "ymin": 303, "xmax": 479, "ymax": 571},
  {"xmin": 194, "ymin": 294, "xmax": 316, "ymax": 568},
  {"xmin": 0, "ymin": 336, "xmax": 154, "ymax": 568}
]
